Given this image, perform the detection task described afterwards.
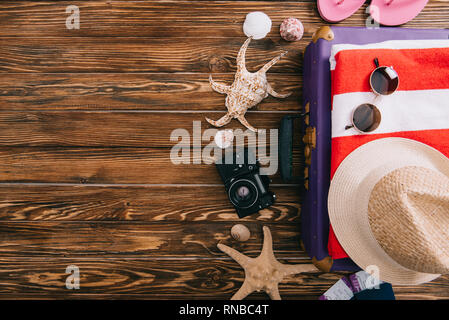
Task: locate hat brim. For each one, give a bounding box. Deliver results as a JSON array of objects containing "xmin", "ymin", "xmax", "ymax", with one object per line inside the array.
[{"xmin": 328, "ymin": 138, "xmax": 449, "ymax": 285}]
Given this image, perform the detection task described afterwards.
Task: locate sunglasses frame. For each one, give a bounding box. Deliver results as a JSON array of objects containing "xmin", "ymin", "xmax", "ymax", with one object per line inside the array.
[
  {"xmin": 345, "ymin": 58, "xmax": 398, "ymax": 133},
  {"xmin": 346, "ymin": 103, "xmax": 382, "ymax": 134},
  {"xmin": 369, "ymin": 58, "xmax": 400, "ymax": 96}
]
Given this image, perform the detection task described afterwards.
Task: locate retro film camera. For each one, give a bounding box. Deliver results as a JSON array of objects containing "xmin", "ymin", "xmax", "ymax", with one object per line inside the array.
[{"xmin": 216, "ymin": 148, "xmax": 275, "ymax": 218}]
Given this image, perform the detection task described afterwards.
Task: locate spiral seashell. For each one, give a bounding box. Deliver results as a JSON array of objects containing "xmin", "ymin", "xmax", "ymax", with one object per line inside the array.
[{"xmin": 231, "ymin": 224, "xmax": 251, "ymax": 242}]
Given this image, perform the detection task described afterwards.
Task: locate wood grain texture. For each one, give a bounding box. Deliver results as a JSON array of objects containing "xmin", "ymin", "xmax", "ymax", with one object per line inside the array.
[
  {"xmin": 0, "ymin": 147, "xmax": 302, "ymax": 184},
  {"xmin": 0, "ymin": 258, "xmax": 330, "ymax": 299},
  {"xmin": 0, "ymin": 2, "xmax": 448, "ymax": 73},
  {"xmin": 0, "ymin": 258, "xmax": 446, "ymax": 299},
  {"xmin": 0, "ymin": 185, "xmax": 301, "ymax": 222},
  {"xmin": 0, "ymin": 0, "xmax": 448, "ymax": 300},
  {"xmin": 0, "ymin": 112, "xmax": 299, "ymax": 147},
  {"xmin": 393, "ymin": 277, "xmax": 449, "ymax": 300},
  {"xmin": 0, "ymin": 1, "xmax": 447, "ymax": 38},
  {"xmin": 0, "ymin": 222, "xmax": 305, "ymax": 258},
  {"xmin": 0, "ymin": 36, "xmax": 305, "ymax": 73},
  {"xmin": 0, "ymin": 73, "xmax": 301, "ymax": 111}
]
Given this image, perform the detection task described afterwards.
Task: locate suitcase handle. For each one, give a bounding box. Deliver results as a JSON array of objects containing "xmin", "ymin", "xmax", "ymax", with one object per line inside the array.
[{"xmin": 279, "ymin": 114, "xmax": 305, "ymax": 186}]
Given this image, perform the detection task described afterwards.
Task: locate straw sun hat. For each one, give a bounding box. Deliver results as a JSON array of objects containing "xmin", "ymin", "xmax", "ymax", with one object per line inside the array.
[{"xmin": 328, "ymin": 138, "xmax": 449, "ymax": 285}]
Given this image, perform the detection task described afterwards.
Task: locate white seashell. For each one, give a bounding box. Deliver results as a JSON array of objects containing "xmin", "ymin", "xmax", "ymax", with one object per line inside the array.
[
  {"xmin": 214, "ymin": 129, "xmax": 234, "ymax": 149},
  {"xmin": 243, "ymin": 12, "xmax": 272, "ymax": 40},
  {"xmin": 231, "ymin": 224, "xmax": 251, "ymax": 242}
]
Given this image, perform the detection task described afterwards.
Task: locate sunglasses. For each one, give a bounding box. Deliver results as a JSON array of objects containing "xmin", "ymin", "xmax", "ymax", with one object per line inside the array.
[
  {"xmin": 345, "ymin": 58, "xmax": 399, "ymax": 133},
  {"xmin": 370, "ymin": 58, "xmax": 399, "ymax": 96}
]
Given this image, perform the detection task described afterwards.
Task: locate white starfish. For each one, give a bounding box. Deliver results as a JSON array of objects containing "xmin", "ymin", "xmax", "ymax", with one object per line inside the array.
[
  {"xmin": 217, "ymin": 226, "xmax": 318, "ymax": 300},
  {"xmin": 207, "ymin": 37, "xmax": 291, "ymax": 133}
]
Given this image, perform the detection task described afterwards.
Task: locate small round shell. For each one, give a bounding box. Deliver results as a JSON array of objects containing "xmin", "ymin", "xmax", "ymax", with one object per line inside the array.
[
  {"xmin": 214, "ymin": 129, "xmax": 234, "ymax": 149},
  {"xmin": 280, "ymin": 17, "xmax": 304, "ymax": 42},
  {"xmin": 243, "ymin": 12, "xmax": 272, "ymax": 40},
  {"xmin": 231, "ymin": 224, "xmax": 251, "ymax": 242}
]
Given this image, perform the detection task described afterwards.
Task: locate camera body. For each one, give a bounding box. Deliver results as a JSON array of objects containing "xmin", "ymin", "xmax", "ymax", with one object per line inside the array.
[{"xmin": 216, "ymin": 148, "xmax": 275, "ymax": 218}]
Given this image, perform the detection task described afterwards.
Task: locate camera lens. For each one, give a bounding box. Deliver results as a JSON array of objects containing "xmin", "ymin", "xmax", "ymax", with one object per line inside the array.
[
  {"xmin": 229, "ymin": 179, "xmax": 258, "ymax": 209},
  {"xmin": 235, "ymin": 186, "xmax": 250, "ymax": 201}
]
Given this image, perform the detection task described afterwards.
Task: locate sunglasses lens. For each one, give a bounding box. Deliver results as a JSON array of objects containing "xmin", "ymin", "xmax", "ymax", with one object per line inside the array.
[
  {"xmin": 371, "ymin": 67, "xmax": 399, "ymax": 95},
  {"xmin": 353, "ymin": 104, "xmax": 381, "ymax": 133}
]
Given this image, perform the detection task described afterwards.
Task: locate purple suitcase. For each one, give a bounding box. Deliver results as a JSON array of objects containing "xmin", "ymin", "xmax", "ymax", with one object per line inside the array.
[{"xmin": 301, "ymin": 26, "xmax": 449, "ymax": 272}]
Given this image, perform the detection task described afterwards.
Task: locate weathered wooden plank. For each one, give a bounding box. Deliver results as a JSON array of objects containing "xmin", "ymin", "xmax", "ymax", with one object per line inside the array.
[
  {"xmin": 0, "ymin": 73, "xmax": 301, "ymax": 111},
  {"xmin": 0, "ymin": 112, "xmax": 300, "ymax": 147},
  {"xmin": 0, "ymin": 257, "xmax": 446, "ymax": 299},
  {"xmin": 0, "ymin": 147, "xmax": 302, "ymax": 184},
  {"xmin": 0, "ymin": 36, "xmax": 304, "ymax": 73},
  {"xmin": 0, "ymin": 257, "xmax": 330, "ymax": 299},
  {"xmin": 0, "ymin": 1, "xmax": 323, "ymax": 38},
  {"xmin": 0, "ymin": 221, "xmax": 306, "ymax": 258},
  {"xmin": 393, "ymin": 278, "xmax": 449, "ymax": 300},
  {"xmin": 0, "ymin": 0, "xmax": 446, "ymax": 301},
  {"xmin": 0, "ymin": 1, "xmax": 447, "ymax": 38},
  {"xmin": 0, "ymin": 185, "xmax": 301, "ymax": 222}
]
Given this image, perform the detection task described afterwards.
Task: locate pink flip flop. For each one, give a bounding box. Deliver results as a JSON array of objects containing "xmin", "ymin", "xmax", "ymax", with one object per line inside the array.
[
  {"xmin": 370, "ymin": 0, "xmax": 429, "ymax": 26},
  {"xmin": 317, "ymin": 0, "xmax": 366, "ymax": 23}
]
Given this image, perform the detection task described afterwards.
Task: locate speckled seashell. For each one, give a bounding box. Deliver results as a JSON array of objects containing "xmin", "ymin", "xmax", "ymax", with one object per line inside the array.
[
  {"xmin": 280, "ymin": 17, "xmax": 304, "ymax": 42},
  {"xmin": 231, "ymin": 224, "xmax": 251, "ymax": 242}
]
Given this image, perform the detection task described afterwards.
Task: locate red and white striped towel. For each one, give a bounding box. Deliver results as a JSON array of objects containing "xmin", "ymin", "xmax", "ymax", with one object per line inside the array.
[{"xmin": 328, "ymin": 39, "xmax": 449, "ymax": 259}]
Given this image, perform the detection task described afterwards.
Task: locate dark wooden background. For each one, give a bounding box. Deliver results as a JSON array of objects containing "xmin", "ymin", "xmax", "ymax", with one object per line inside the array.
[{"xmin": 0, "ymin": 0, "xmax": 448, "ymax": 299}]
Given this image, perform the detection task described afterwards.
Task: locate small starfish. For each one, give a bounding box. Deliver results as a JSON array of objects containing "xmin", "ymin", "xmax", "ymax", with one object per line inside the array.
[
  {"xmin": 217, "ymin": 226, "xmax": 318, "ymax": 300},
  {"xmin": 207, "ymin": 37, "xmax": 291, "ymax": 133}
]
